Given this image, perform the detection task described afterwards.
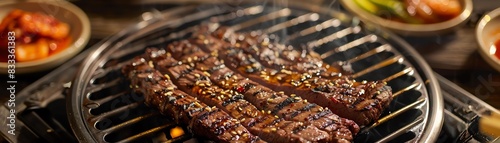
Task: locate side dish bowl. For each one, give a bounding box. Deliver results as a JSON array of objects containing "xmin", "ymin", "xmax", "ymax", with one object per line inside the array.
[
  {"xmin": 0, "ymin": 0, "xmax": 90, "ymax": 74},
  {"xmin": 340, "ymin": 0, "xmax": 473, "ymax": 36},
  {"xmin": 476, "ymin": 7, "xmax": 500, "ymax": 72}
]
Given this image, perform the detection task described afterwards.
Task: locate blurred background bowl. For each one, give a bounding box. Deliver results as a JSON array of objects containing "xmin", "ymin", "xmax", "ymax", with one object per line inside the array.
[
  {"xmin": 0, "ymin": 0, "xmax": 90, "ymax": 74},
  {"xmin": 476, "ymin": 7, "xmax": 500, "ymax": 72},
  {"xmin": 340, "ymin": 0, "xmax": 473, "ymax": 36}
]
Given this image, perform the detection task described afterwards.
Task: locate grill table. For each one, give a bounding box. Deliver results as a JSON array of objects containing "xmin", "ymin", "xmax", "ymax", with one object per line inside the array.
[{"xmin": 0, "ymin": 1, "xmax": 499, "ymax": 143}]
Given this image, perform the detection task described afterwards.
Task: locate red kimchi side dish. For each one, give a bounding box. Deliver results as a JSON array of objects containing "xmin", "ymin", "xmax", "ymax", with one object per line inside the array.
[{"xmin": 0, "ymin": 9, "xmax": 71, "ymax": 62}]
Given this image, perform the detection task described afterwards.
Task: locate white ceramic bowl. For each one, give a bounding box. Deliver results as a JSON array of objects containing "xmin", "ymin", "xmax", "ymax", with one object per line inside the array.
[
  {"xmin": 0, "ymin": 0, "xmax": 90, "ymax": 74},
  {"xmin": 476, "ymin": 7, "xmax": 500, "ymax": 72},
  {"xmin": 340, "ymin": 0, "xmax": 473, "ymax": 36}
]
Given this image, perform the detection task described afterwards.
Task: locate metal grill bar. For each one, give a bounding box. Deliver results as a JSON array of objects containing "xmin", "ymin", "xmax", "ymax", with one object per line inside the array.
[
  {"xmin": 352, "ymin": 55, "xmax": 404, "ymax": 78},
  {"xmin": 211, "ymin": 6, "xmax": 264, "ymax": 23},
  {"xmin": 393, "ymin": 82, "xmax": 422, "ymax": 98},
  {"xmin": 285, "ymin": 18, "xmax": 342, "ymax": 42},
  {"xmin": 93, "ymin": 63, "xmax": 128, "ymax": 79},
  {"xmin": 97, "ymin": 62, "xmax": 145, "ymax": 82},
  {"xmin": 161, "ymin": 135, "xmax": 194, "ymax": 143},
  {"xmin": 90, "ymin": 101, "xmax": 143, "ymax": 123},
  {"xmin": 346, "ymin": 44, "xmax": 391, "ymax": 63},
  {"xmin": 375, "ymin": 117, "xmax": 424, "ymax": 143},
  {"xmin": 117, "ymin": 123, "xmax": 173, "ymax": 143},
  {"xmin": 319, "ymin": 34, "xmax": 375, "ymax": 58},
  {"xmin": 382, "ymin": 67, "xmax": 414, "ymax": 83},
  {"xmin": 362, "ymin": 98, "xmax": 426, "ymax": 132},
  {"xmin": 231, "ymin": 8, "xmax": 292, "ymax": 31},
  {"xmin": 101, "ymin": 112, "xmax": 158, "ymax": 133},
  {"xmin": 87, "ymin": 78, "xmax": 122, "ymax": 94},
  {"xmin": 93, "ymin": 91, "xmax": 128, "ymax": 105},
  {"xmin": 306, "ymin": 26, "xmax": 359, "ymax": 49},
  {"xmin": 264, "ymin": 13, "xmax": 319, "ymax": 33}
]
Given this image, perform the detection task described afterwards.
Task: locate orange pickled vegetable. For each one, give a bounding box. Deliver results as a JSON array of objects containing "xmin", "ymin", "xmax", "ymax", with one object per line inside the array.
[
  {"xmin": 424, "ymin": 0, "xmax": 462, "ymax": 19},
  {"xmin": 405, "ymin": 0, "xmax": 439, "ymax": 23},
  {"xmin": 16, "ymin": 39, "xmax": 50, "ymax": 62}
]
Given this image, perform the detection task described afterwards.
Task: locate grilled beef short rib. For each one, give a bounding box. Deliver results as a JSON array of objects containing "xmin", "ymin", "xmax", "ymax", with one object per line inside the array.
[
  {"xmin": 124, "ymin": 49, "xmax": 345, "ymax": 142},
  {"xmin": 143, "ymin": 49, "xmax": 334, "ymax": 142},
  {"xmin": 123, "ymin": 58, "xmax": 264, "ymax": 142},
  {"xmin": 182, "ymin": 25, "xmax": 392, "ymax": 125},
  {"xmin": 122, "ymin": 25, "xmax": 393, "ymax": 142},
  {"xmin": 148, "ymin": 47, "xmax": 357, "ymax": 142},
  {"xmin": 163, "ymin": 42, "xmax": 359, "ymax": 140}
]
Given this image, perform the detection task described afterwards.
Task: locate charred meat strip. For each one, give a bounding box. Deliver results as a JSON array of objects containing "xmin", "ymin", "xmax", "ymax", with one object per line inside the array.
[
  {"xmin": 190, "ymin": 30, "xmax": 392, "ymax": 126},
  {"xmin": 208, "ymin": 25, "xmax": 352, "ymax": 77},
  {"xmin": 122, "ymin": 57, "xmax": 264, "ymax": 143},
  {"xmin": 144, "ymin": 48, "xmax": 332, "ymax": 142},
  {"xmin": 200, "ymin": 56, "xmax": 359, "ymax": 139},
  {"xmin": 163, "ymin": 43, "xmax": 359, "ymax": 142}
]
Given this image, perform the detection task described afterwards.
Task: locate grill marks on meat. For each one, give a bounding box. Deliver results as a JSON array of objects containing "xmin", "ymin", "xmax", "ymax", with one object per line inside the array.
[
  {"xmin": 190, "ymin": 27, "xmax": 392, "ymax": 126},
  {"xmin": 123, "ymin": 24, "xmax": 394, "ymax": 142},
  {"xmin": 162, "ymin": 43, "xmax": 358, "ymax": 142},
  {"xmin": 122, "ymin": 58, "xmax": 263, "ymax": 143},
  {"xmin": 208, "ymin": 26, "xmax": 351, "ymax": 78},
  {"xmin": 146, "ymin": 49, "xmax": 332, "ymax": 142}
]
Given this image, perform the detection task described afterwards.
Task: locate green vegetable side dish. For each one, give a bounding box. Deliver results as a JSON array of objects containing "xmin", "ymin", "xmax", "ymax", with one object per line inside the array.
[
  {"xmin": 369, "ymin": 0, "xmax": 422, "ymax": 23},
  {"xmin": 354, "ymin": 0, "xmax": 379, "ymax": 14},
  {"xmin": 353, "ymin": 0, "xmax": 462, "ymax": 24}
]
